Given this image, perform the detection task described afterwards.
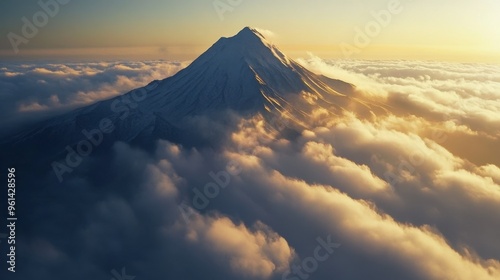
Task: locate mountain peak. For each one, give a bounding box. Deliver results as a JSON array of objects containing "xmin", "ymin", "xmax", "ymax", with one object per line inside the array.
[
  {"xmin": 219, "ymin": 26, "xmax": 272, "ymax": 51},
  {"xmin": 235, "ymin": 27, "xmax": 267, "ymax": 40},
  {"xmin": 207, "ymin": 26, "xmax": 292, "ymax": 69}
]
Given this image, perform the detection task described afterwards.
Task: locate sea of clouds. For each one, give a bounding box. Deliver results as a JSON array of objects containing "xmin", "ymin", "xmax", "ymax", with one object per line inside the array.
[
  {"xmin": 0, "ymin": 60, "xmax": 189, "ymax": 135},
  {"xmin": 1, "ymin": 58, "xmax": 500, "ymax": 280}
]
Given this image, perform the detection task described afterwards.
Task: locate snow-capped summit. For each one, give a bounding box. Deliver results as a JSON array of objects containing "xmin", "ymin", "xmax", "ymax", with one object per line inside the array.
[
  {"xmin": 217, "ymin": 26, "xmax": 290, "ymax": 65},
  {"xmin": 234, "ymin": 26, "xmax": 267, "ymax": 39},
  {"xmin": 138, "ymin": 26, "xmax": 350, "ymax": 119},
  {"xmin": 2, "ymin": 27, "xmax": 355, "ymax": 163},
  {"xmin": 227, "ymin": 27, "xmax": 270, "ymax": 46},
  {"xmin": 138, "ymin": 26, "xmax": 304, "ymax": 117}
]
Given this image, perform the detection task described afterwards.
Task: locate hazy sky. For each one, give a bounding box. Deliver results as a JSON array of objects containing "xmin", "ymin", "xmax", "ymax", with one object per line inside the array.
[{"xmin": 0, "ymin": 0, "xmax": 499, "ymax": 62}]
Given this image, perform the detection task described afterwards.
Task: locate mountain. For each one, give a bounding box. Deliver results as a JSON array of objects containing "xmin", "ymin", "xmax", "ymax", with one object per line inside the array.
[
  {"xmin": 137, "ymin": 27, "xmax": 352, "ymax": 117},
  {"xmin": 1, "ymin": 27, "xmax": 359, "ymax": 165}
]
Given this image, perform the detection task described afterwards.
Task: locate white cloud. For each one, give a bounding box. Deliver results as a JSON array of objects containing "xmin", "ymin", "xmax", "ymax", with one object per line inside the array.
[
  {"xmin": 6, "ymin": 58, "xmax": 500, "ymax": 279},
  {"xmin": 182, "ymin": 214, "xmax": 294, "ymax": 279},
  {"xmin": 254, "ymin": 28, "xmax": 276, "ymax": 39}
]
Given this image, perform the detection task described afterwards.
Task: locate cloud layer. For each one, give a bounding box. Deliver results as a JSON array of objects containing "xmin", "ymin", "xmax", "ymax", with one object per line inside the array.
[
  {"xmin": 2, "ymin": 58, "xmax": 500, "ymax": 280},
  {"xmin": 0, "ymin": 60, "xmax": 188, "ymax": 135}
]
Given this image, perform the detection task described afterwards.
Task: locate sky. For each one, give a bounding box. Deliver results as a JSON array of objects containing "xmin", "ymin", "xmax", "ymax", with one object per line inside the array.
[{"xmin": 0, "ymin": 0, "xmax": 499, "ymax": 62}]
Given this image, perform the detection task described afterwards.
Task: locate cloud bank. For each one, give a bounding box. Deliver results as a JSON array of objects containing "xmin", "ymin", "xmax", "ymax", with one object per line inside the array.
[
  {"xmin": 0, "ymin": 60, "xmax": 189, "ymax": 135},
  {"xmin": 2, "ymin": 58, "xmax": 500, "ymax": 280}
]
